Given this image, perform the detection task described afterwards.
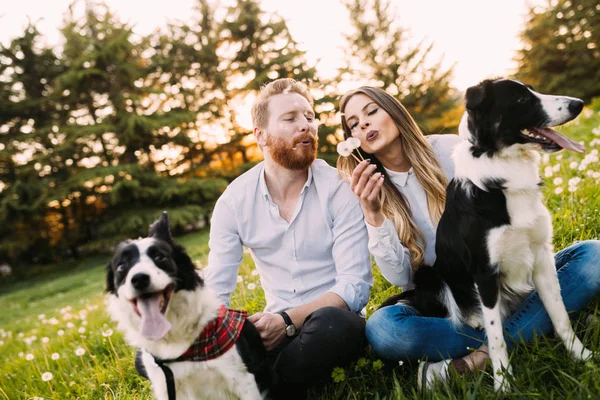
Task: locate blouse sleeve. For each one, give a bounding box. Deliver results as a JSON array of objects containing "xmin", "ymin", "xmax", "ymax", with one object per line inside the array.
[{"xmin": 365, "ymin": 217, "xmax": 412, "ymax": 287}]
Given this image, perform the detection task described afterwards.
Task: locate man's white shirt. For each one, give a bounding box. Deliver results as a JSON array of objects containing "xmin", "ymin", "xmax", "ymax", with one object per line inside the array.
[{"xmin": 204, "ymin": 159, "xmax": 373, "ymax": 313}]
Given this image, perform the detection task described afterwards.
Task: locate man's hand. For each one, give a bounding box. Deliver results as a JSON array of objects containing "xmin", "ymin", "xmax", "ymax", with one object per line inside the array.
[{"xmin": 248, "ymin": 312, "xmax": 287, "ymax": 351}]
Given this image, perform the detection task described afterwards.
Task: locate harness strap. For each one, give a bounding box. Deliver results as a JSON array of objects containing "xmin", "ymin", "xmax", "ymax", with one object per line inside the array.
[{"xmin": 156, "ymin": 361, "xmax": 176, "ymax": 400}]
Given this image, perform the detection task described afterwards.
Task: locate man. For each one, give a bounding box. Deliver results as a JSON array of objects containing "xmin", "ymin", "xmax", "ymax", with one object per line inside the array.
[{"xmin": 204, "ymin": 78, "xmax": 372, "ymax": 397}]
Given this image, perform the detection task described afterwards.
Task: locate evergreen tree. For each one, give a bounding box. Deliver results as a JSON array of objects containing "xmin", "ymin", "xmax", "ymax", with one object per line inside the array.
[
  {"xmin": 0, "ymin": 25, "xmax": 66, "ymax": 264},
  {"xmin": 515, "ymin": 0, "xmax": 600, "ymax": 103},
  {"xmin": 341, "ymin": 0, "xmax": 462, "ymax": 134}
]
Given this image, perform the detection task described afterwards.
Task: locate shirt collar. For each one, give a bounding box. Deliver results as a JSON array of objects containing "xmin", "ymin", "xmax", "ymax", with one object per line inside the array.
[
  {"xmin": 259, "ymin": 163, "xmax": 314, "ymax": 201},
  {"xmin": 383, "ymin": 166, "xmax": 413, "ymax": 187}
]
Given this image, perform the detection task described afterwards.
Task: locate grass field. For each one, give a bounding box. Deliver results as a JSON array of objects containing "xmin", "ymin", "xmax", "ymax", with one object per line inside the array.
[{"xmin": 1, "ymin": 102, "xmax": 600, "ymax": 399}]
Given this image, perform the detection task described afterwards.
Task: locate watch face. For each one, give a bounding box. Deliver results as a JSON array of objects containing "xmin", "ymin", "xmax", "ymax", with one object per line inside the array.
[{"xmin": 285, "ymin": 325, "xmax": 297, "ymax": 337}]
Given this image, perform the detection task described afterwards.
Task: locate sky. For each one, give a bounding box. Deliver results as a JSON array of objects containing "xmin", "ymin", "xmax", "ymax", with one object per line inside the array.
[{"xmin": 1, "ymin": 0, "xmax": 543, "ymax": 91}]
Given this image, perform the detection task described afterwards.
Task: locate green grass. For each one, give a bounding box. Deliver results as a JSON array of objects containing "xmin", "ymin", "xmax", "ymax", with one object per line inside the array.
[{"xmin": 1, "ymin": 102, "xmax": 600, "ymax": 399}]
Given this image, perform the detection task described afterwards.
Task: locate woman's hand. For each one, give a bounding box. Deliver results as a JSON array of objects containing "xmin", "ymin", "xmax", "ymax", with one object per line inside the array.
[{"xmin": 350, "ymin": 160, "xmax": 385, "ymax": 227}]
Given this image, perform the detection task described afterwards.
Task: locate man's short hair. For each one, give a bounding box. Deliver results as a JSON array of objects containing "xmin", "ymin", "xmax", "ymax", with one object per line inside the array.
[{"xmin": 251, "ymin": 78, "xmax": 314, "ymax": 129}]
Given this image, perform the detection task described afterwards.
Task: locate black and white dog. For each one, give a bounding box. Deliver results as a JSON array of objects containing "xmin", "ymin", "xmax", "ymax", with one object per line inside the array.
[
  {"xmin": 106, "ymin": 212, "xmax": 271, "ymax": 399},
  {"xmin": 381, "ymin": 78, "xmax": 592, "ymax": 391}
]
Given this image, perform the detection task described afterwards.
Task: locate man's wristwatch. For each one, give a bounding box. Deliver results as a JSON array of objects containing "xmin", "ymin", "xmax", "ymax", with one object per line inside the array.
[{"xmin": 276, "ymin": 311, "xmax": 297, "ymax": 337}]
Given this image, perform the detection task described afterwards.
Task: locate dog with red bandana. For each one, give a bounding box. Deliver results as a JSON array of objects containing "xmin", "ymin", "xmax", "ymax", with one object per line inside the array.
[{"xmin": 106, "ymin": 212, "xmax": 272, "ymax": 400}]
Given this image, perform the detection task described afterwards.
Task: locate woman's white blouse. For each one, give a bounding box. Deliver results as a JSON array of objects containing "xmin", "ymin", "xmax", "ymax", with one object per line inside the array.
[{"xmin": 366, "ymin": 134, "xmax": 463, "ymax": 289}]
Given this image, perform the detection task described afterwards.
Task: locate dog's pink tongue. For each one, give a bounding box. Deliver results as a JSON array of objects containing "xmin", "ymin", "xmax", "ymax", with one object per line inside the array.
[
  {"xmin": 138, "ymin": 294, "xmax": 171, "ymax": 340},
  {"xmin": 533, "ymin": 127, "xmax": 586, "ymax": 153}
]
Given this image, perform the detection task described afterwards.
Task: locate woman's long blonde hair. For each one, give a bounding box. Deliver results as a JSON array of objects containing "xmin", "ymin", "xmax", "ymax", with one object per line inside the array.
[{"xmin": 337, "ymin": 87, "xmax": 447, "ymax": 269}]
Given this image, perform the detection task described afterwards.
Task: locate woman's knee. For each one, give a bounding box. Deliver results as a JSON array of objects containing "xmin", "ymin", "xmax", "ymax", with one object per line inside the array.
[
  {"xmin": 568, "ymin": 240, "xmax": 600, "ymax": 283},
  {"xmin": 365, "ymin": 306, "xmax": 417, "ymax": 360}
]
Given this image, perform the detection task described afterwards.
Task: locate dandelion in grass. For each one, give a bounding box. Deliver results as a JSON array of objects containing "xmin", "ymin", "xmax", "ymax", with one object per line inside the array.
[
  {"xmin": 75, "ymin": 347, "xmax": 85, "ymax": 356},
  {"xmin": 57, "ymin": 329, "xmax": 64, "ymax": 336},
  {"xmin": 51, "ymin": 352, "xmax": 60, "ymax": 360},
  {"xmin": 237, "ymin": 276, "xmax": 243, "ymax": 283},
  {"xmin": 42, "ymin": 337, "xmax": 49, "ymax": 344},
  {"xmin": 247, "ymin": 283, "xmax": 256, "ymax": 291},
  {"xmin": 38, "ymin": 314, "xmax": 46, "ymax": 320},
  {"xmin": 42, "ymin": 372, "xmax": 53, "ymax": 382},
  {"xmin": 66, "ymin": 322, "xmax": 75, "ymax": 329},
  {"xmin": 570, "ymin": 161, "xmax": 579, "ymax": 170},
  {"xmin": 26, "ymin": 353, "xmax": 34, "ymax": 361},
  {"xmin": 78, "ymin": 327, "xmax": 86, "ymax": 334},
  {"xmin": 398, "ymin": 360, "xmax": 404, "ymax": 366},
  {"xmin": 544, "ymin": 166, "xmax": 553, "ymax": 177},
  {"xmin": 555, "ymin": 187, "xmax": 563, "ymax": 195},
  {"xmin": 251, "ymin": 269, "xmax": 259, "ymax": 276},
  {"xmin": 0, "ymin": 340, "xmax": 3, "ymax": 346},
  {"xmin": 102, "ymin": 329, "xmax": 113, "ymax": 337},
  {"xmin": 553, "ymin": 177, "xmax": 563, "ymax": 185}
]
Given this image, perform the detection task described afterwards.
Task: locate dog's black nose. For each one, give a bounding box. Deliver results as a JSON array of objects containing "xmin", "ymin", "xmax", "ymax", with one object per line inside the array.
[
  {"xmin": 568, "ymin": 99, "xmax": 584, "ymax": 115},
  {"xmin": 131, "ymin": 273, "xmax": 150, "ymax": 290}
]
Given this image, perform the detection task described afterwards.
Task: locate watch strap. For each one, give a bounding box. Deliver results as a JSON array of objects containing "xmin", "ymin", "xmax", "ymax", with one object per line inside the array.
[{"xmin": 276, "ymin": 310, "xmax": 293, "ymax": 328}]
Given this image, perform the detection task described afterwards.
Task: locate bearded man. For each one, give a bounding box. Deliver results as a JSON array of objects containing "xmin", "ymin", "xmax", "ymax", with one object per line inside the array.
[{"xmin": 204, "ymin": 78, "xmax": 372, "ymax": 399}]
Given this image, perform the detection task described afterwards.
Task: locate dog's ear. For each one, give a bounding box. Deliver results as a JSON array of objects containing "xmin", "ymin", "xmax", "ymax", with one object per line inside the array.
[
  {"xmin": 106, "ymin": 262, "xmax": 116, "ymax": 294},
  {"xmin": 465, "ymin": 80, "xmax": 494, "ymax": 110},
  {"xmin": 149, "ymin": 211, "xmax": 173, "ymax": 243}
]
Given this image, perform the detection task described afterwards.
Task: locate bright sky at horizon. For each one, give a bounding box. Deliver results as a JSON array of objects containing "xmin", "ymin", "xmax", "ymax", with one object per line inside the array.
[{"xmin": 1, "ymin": 0, "xmax": 544, "ymax": 92}]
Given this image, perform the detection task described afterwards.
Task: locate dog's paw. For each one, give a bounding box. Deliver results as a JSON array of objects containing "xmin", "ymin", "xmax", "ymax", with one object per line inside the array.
[
  {"xmin": 465, "ymin": 314, "xmax": 484, "ymax": 331},
  {"xmin": 579, "ymin": 348, "xmax": 593, "ymax": 361}
]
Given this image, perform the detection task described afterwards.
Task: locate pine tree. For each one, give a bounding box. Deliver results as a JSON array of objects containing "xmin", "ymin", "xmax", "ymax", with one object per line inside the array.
[
  {"xmin": 515, "ymin": 0, "xmax": 600, "ymax": 103},
  {"xmin": 341, "ymin": 0, "xmax": 462, "ymax": 134},
  {"xmin": 0, "ymin": 25, "xmax": 66, "ymax": 264}
]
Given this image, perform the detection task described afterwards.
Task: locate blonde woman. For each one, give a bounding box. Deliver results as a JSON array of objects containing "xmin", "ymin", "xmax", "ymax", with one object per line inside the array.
[{"xmin": 337, "ymin": 86, "xmax": 600, "ymax": 390}]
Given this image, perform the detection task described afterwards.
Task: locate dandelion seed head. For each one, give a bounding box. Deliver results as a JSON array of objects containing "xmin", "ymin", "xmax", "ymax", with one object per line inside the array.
[
  {"xmin": 102, "ymin": 329, "xmax": 113, "ymax": 337},
  {"xmin": 42, "ymin": 337, "xmax": 49, "ymax": 344},
  {"xmin": 51, "ymin": 352, "xmax": 60, "ymax": 360},
  {"xmin": 57, "ymin": 330, "xmax": 64, "ymax": 336},
  {"xmin": 75, "ymin": 347, "xmax": 85, "ymax": 356},
  {"xmin": 41, "ymin": 372, "xmax": 53, "ymax": 381},
  {"xmin": 26, "ymin": 353, "xmax": 34, "ymax": 361},
  {"xmin": 78, "ymin": 327, "xmax": 86, "ymax": 334},
  {"xmin": 247, "ymin": 283, "xmax": 256, "ymax": 290}
]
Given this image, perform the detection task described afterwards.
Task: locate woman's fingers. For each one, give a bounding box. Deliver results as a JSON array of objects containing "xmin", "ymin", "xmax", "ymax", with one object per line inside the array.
[
  {"xmin": 350, "ymin": 160, "xmax": 371, "ymax": 188},
  {"xmin": 352, "ymin": 164, "xmax": 378, "ymax": 195},
  {"xmin": 366, "ymin": 174, "xmax": 385, "ymax": 203},
  {"xmin": 360, "ymin": 172, "xmax": 381, "ymax": 200}
]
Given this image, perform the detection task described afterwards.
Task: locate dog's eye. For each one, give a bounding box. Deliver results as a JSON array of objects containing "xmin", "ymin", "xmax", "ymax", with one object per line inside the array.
[
  {"xmin": 517, "ymin": 97, "xmax": 529, "ymax": 104},
  {"xmin": 153, "ymin": 254, "xmax": 166, "ymax": 262},
  {"xmin": 117, "ymin": 263, "xmax": 127, "ymax": 272}
]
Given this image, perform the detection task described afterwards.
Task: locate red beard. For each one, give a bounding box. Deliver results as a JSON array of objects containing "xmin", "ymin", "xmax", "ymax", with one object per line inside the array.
[{"xmin": 266, "ymin": 133, "xmax": 318, "ymax": 170}]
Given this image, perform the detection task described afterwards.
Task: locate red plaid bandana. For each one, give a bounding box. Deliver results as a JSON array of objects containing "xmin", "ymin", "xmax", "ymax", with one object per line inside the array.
[{"xmin": 170, "ymin": 305, "xmax": 247, "ymax": 362}]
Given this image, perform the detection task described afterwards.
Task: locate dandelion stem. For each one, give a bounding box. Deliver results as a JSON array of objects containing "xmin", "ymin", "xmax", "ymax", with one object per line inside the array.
[{"xmin": 351, "ymin": 153, "xmax": 362, "ymax": 163}]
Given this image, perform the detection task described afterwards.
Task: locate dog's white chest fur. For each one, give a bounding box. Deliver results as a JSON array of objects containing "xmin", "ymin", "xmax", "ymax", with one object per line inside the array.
[
  {"xmin": 454, "ymin": 141, "xmax": 554, "ymax": 318},
  {"xmin": 139, "ymin": 348, "xmax": 260, "ymax": 400}
]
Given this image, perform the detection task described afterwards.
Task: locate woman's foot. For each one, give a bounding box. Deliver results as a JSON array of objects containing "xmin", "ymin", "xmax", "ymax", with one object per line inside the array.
[{"xmin": 417, "ymin": 346, "xmax": 489, "ymax": 391}]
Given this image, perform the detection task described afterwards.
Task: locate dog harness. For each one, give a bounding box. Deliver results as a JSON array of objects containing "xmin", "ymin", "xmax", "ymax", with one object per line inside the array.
[{"xmin": 137, "ymin": 306, "xmax": 248, "ymax": 400}]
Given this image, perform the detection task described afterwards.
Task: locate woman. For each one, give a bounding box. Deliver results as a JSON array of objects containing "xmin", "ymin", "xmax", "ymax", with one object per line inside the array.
[{"xmin": 336, "ymin": 86, "xmax": 600, "ymax": 390}]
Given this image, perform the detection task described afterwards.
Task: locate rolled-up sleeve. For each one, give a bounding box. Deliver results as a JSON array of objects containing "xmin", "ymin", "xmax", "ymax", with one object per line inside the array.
[
  {"xmin": 327, "ymin": 185, "xmax": 373, "ymax": 312},
  {"xmin": 366, "ymin": 218, "xmax": 412, "ymax": 287},
  {"xmin": 203, "ymin": 195, "xmax": 243, "ymax": 307}
]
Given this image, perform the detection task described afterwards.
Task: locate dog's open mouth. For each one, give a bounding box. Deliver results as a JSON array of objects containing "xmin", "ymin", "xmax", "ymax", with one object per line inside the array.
[
  {"xmin": 130, "ymin": 284, "xmax": 174, "ymax": 340},
  {"xmin": 520, "ymin": 127, "xmax": 585, "ymax": 153}
]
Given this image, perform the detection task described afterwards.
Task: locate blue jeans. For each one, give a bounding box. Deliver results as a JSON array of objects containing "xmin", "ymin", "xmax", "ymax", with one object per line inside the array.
[{"xmin": 366, "ymin": 240, "xmax": 600, "ymax": 362}]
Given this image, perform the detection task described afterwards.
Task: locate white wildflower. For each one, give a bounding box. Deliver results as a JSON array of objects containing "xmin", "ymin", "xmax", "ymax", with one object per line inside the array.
[
  {"xmin": 42, "ymin": 337, "xmax": 49, "ymax": 344},
  {"xmin": 251, "ymin": 270, "xmax": 259, "ymax": 276},
  {"xmin": 102, "ymin": 329, "xmax": 113, "ymax": 337},
  {"xmin": 554, "ymin": 187, "xmax": 564, "ymax": 195},
  {"xmin": 41, "ymin": 372, "xmax": 53, "ymax": 382},
  {"xmin": 247, "ymin": 283, "xmax": 256, "ymax": 291},
  {"xmin": 57, "ymin": 330, "xmax": 64, "ymax": 336},
  {"xmin": 75, "ymin": 347, "xmax": 85, "ymax": 356},
  {"xmin": 237, "ymin": 276, "xmax": 243, "ymax": 283},
  {"xmin": 553, "ymin": 177, "xmax": 563, "ymax": 185},
  {"xmin": 51, "ymin": 353, "xmax": 60, "ymax": 360},
  {"xmin": 26, "ymin": 353, "xmax": 34, "ymax": 361}
]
